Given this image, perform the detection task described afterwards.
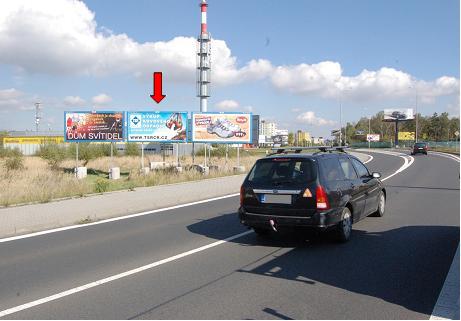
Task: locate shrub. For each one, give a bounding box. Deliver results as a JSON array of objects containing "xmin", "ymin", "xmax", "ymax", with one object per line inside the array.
[
  {"xmin": 37, "ymin": 144, "xmax": 67, "ymax": 170},
  {"xmin": 125, "ymin": 142, "xmax": 140, "ymax": 156},
  {"xmin": 195, "ymin": 145, "xmax": 238, "ymax": 157},
  {"xmin": 68, "ymin": 143, "xmax": 109, "ymax": 166},
  {"xmin": 3, "ymin": 148, "xmax": 24, "ymax": 172},
  {"xmin": 94, "ymin": 178, "xmax": 110, "ymax": 193},
  {"xmin": 98, "ymin": 143, "xmax": 119, "ymax": 157}
]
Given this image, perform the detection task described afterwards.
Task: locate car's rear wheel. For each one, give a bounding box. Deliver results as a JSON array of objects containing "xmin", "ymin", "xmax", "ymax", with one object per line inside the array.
[
  {"xmin": 334, "ymin": 207, "xmax": 352, "ymax": 242},
  {"xmin": 373, "ymin": 191, "xmax": 386, "ymax": 217}
]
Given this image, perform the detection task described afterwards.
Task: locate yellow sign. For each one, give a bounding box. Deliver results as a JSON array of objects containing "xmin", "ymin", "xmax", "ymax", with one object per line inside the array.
[
  {"xmin": 3, "ymin": 136, "xmax": 64, "ymax": 144},
  {"xmin": 398, "ymin": 132, "xmax": 415, "ymax": 140}
]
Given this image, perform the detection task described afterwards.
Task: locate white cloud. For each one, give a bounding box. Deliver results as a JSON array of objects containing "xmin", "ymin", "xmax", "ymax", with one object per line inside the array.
[
  {"xmin": 214, "ymin": 100, "xmax": 254, "ymax": 112},
  {"xmin": 271, "ymin": 63, "xmax": 459, "ymax": 102},
  {"xmin": 0, "ymin": 0, "xmax": 457, "ymax": 103},
  {"xmin": 447, "ymin": 95, "xmax": 460, "ymax": 117},
  {"xmin": 0, "ymin": 0, "xmax": 270, "ymax": 85},
  {"xmin": 63, "ymin": 95, "xmax": 85, "ymax": 106},
  {"xmin": 92, "ymin": 93, "xmax": 112, "ymax": 105},
  {"xmin": 296, "ymin": 111, "xmax": 336, "ymax": 126},
  {"xmin": 215, "ymin": 99, "xmax": 239, "ymax": 110},
  {"xmin": 0, "ymin": 88, "xmax": 28, "ymax": 110}
]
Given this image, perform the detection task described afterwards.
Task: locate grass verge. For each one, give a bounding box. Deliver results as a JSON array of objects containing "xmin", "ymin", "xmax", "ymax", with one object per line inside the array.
[{"xmin": 0, "ymin": 154, "xmax": 260, "ymax": 207}]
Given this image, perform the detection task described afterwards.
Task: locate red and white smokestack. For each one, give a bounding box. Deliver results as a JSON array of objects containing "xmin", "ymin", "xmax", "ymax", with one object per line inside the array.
[
  {"xmin": 200, "ymin": 0, "xmax": 208, "ymax": 34},
  {"xmin": 197, "ymin": 0, "xmax": 210, "ymax": 112}
]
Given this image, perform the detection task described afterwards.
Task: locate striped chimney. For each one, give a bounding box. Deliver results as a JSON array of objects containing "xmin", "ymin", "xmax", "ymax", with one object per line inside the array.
[{"xmin": 201, "ymin": 0, "xmax": 208, "ymax": 34}]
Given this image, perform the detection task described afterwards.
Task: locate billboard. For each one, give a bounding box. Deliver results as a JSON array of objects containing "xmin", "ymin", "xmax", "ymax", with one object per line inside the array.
[
  {"xmin": 65, "ymin": 112, "xmax": 124, "ymax": 142},
  {"xmin": 191, "ymin": 112, "xmax": 252, "ymax": 143},
  {"xmin": 383, "ymin": 109, "xmax": 414, "ymax": 121},
  {"xmin": 398, "ymin": 131, "xmax": 415, "ymax": 140},
  {"xmin": 366, "ymin": 134, "xmax": 380, "ymax": 142},
  {"xmin": 127, "ymin": 111, "xmax": 187, "ymax": 142}
]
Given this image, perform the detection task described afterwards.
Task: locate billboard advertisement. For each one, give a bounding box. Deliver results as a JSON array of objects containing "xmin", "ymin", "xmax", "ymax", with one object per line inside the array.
[
  {"xmin": 65, "ymin": 111, "xmax": 124, "ymax": 142},
  {"xmin": 398, "ymin": 131, "xmax": 415, "ymax": 140},
  {"xmin": 127, "ymin": 111, "xmax": 187, "ymax": 142},
  {"xmin": 383, "ymin": 109, "xmax": 414, "ymax": 121},
  {"xmin": 366, "ymin": 134, "xmax": 380, "ymax": 142},
  {"xmin": 191, "ymin": 112, "xmax": 252, "ymax": 143}
]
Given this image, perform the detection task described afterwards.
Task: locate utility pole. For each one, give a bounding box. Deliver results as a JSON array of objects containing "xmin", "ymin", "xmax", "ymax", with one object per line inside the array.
[
  {"xmin": 368, "ymin": 116, "xmax": 371, "ymax": 149},
  {"xmin": 415, "ymin": 90, "xmax": 418, "ymax": 143},
  {"xmin": 339, "ymin": 101, "xmax": 342, "ymax": 146},
  {"xmin": 35, "ymin": 102, "xmax": 41, "ymax": 132}
]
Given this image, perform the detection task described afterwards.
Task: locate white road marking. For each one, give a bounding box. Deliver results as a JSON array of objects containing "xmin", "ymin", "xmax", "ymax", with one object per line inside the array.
[
  {"xmin": 0, "ymin": 229, "xmax": 253, "ymax": 318},
  {"xmin": 430, "ymin": 245, "xmax": 460, "ymax": 320},
  {"xmin": 376, "ymin": 152, "xmax": 414, "ymax": 182},
  {"xmin": 0, "ymin": 193, "xmax": 239, "ymax": 244},
  {"xmin": 429, "ymin": 151, "xmax": 460, "ymax": 163},
  {"xmin": 363, "ymin": 154, "xmax": 374, "ymax": 164}
]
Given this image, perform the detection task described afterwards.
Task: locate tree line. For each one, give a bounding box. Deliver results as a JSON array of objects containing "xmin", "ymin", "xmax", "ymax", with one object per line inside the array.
[{"xmin": 343, "ymin": 112, "xmax": 459, "ymax": 143}]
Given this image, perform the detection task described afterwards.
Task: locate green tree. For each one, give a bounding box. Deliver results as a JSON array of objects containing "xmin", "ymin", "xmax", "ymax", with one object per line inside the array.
[
  {"xmin": 125, "ymin": 142, "xmax": 140, "ymax": 156},
  {"xmin": 37, "ymin": 144, "xmax": 67, "ymax": 170}
]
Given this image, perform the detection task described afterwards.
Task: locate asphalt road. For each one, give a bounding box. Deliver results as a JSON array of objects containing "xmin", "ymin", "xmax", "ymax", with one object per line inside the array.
[{"xmin": 0, "ymin": 150, "xmax": 459, "ymax": 319}]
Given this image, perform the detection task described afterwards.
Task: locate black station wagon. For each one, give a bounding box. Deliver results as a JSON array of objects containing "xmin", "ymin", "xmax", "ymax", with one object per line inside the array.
[{"xmin": 238, "ymin": 147, "xmax": 386, "ymax": 242}]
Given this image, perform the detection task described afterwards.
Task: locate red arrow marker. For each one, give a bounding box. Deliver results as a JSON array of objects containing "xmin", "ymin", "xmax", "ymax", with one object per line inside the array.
[{"xmin": 150, "ymin": 72, "xmax": 166, "ymax": 104}]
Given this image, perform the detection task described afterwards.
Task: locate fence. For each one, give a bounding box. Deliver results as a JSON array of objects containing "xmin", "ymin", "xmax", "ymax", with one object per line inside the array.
[{"xmin": 350, "ymin": 141, "xmax": 460, "ymax": 151}]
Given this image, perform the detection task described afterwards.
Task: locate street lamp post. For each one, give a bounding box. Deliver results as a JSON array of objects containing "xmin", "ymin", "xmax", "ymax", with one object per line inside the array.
[
  {"xmin": 368, "ymin": 116, "xmax": 371, "ymax": 149},
  {"xmin": 339, "ymin": 101, "xmax": 342, "ymax": 146},
  {"xmin": 415, "ymin": 90, "xmax": 418, "ymax": 143}
]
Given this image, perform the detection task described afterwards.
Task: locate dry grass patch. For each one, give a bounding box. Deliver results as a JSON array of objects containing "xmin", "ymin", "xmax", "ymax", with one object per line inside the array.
[{"xmin": 1, "ymin": 154, "xmax": 261, "ymax": 207}]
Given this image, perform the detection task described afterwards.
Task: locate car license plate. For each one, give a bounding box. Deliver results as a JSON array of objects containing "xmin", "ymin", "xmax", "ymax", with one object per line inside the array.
[
  {"xmin": 418, "ymin": 148, "xmax": 423, "ymax": 150},
  {"xmin": 260, "ymin": 194, "xmax": 292, "ymax": 204}
]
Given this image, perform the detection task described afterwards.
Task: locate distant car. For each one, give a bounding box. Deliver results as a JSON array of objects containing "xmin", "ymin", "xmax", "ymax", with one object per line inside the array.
[
  {"xmin": 391, "ymin": 111, "xmax": 407, "ymax": 120},
  {"xmin": 411, "ymin": 142, "xmax": 428, "ymax": 155},
  {"xmin": 238, "ymin": 147, "xmax": 386, "ymax": 242}
]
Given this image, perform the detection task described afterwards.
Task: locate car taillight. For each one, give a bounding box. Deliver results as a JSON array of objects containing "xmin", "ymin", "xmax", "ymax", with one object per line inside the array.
[
  {"xmin": 240, "ymin": 185, "xmax": 244, "ymax": 206},
  {"xmin": 316, "ymin": 185, "xmax": 330, "ymax": 210}
]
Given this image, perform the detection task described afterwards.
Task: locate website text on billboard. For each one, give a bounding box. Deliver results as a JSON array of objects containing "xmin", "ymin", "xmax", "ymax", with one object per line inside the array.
[{"xmin": 127, "ymin": 111, "xmax": 187, "ymax": 142}]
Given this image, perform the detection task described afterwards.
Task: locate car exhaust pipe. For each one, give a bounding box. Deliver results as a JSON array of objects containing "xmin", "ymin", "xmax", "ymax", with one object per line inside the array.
[{"xmin": 269, "ymin": 219, "xmax": 278, "ymax": 232}]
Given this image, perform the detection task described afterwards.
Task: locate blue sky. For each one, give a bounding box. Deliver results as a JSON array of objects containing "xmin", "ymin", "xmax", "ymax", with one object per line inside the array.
[{"xmin": 0, "ymin": 0, "xmax": 459, "ymax": 137}]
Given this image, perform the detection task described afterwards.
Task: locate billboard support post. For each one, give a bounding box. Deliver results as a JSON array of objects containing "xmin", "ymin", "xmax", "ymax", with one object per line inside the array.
[
  {"xmin": 395, "ymin": 120, "xmax": 399, "ymax": 148},
  {"xmin": 176, "ymin": 143, "xmax": 180, "ymax": 167},
  {"xmin": 204, "ymin": 144, "xmax": 207, "ymax": 167},
  {"xmin": 192, "ymin": 143, "xmax": 195, "ymax": 164},
  {"xmin": 110, "ymin": 142, "xmax": 113, "ymax": 168},
  {"xmin": 225, "ymin": 144, "xmax": 228, "ymax": 164},
  {"xmin": 237, "ymin": 145, "xmax": 240, "ymax": 167},
  {"xmin": 141, "ymin": 142, "xmax": 144, "ymax": 170},
  {"xmin": 75, "ymin": 142, "xmax": 79, "ymax": 172}
]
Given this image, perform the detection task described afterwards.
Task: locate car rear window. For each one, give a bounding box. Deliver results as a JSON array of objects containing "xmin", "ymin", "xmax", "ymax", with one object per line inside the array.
[
  {"xmin": 319, "ymin": 157, "xmax": 345, "ymax": 181},
  {"xmin": 415, "ymin": 143, "xmax": 427, "ymax": 147},
  {"xmin": 247, "ymin": 158, "xmax": 315, "ymax": 185}
]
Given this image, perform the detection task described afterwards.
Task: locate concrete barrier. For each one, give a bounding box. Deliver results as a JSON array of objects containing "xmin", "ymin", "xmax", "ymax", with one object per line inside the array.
[
  {"xmin": 109, "ymin": 167, "xmax": 120, "ymax": 180},
  {"xmin": 75, "ymin": 167, "xmax": 87, "ymax": 179}
]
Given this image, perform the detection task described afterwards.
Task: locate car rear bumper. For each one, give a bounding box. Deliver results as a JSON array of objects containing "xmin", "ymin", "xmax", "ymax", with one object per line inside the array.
[{"xmin": 238, "ymin": 207, "xmax": 343, "ymax": 230}]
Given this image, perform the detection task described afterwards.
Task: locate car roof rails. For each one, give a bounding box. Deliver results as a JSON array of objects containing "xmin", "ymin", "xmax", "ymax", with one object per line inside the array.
[
  {"xmin": 269, "ymin": 146, "xmax": 332, "ymax": 156},
  {"xmin": 313, "ymin": 146, "xmax": 349, "ymax": 155}
]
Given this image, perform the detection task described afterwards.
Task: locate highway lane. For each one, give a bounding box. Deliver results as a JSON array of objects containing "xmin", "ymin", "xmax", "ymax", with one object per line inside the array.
[{"xmin": 0, "ymin": 151, "xmax": 458, "ymax": 319}]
